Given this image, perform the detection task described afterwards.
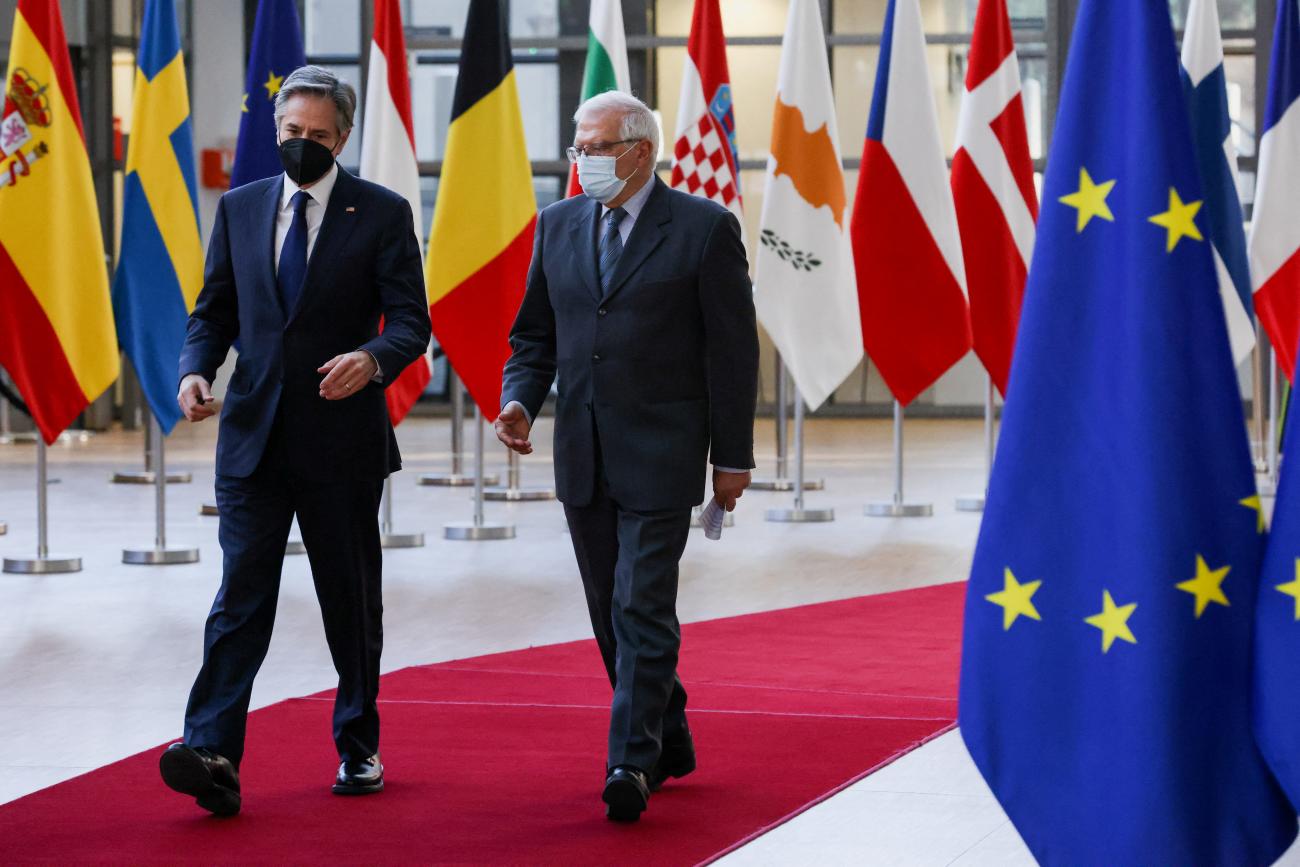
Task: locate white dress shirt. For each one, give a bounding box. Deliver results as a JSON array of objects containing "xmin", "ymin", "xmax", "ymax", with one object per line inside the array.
[
  {"xmin": 600, "ymin": 173, "xmax": 655, "ymax": 244},
  {"xmin": 275, "ymin": 162, "xmax": 338, "ymax": 272},
  {"xmin": 273, "ymin": 163, "xmax": 381, "ymax": 380}
]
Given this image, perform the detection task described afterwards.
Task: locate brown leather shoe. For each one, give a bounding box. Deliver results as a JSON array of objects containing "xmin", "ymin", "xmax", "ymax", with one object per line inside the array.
[{"xmin": 332, "ymin": 754, "xmax": 384, "ymax": 795}]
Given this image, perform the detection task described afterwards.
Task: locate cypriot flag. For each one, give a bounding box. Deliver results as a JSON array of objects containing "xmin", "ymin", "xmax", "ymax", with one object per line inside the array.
[{"xmin": 753, "ymin": 0, "xmax": 862, "ymax": 410}]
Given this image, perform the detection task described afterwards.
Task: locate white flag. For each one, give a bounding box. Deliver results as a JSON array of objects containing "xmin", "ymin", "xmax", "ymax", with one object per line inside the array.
[{"xmin": 752, "ymin": 0, "xmax": 862, "ymax": 410}]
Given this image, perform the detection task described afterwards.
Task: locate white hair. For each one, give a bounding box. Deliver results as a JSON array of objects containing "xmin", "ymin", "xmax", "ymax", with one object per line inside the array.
[
  {"xmin": 573, "ymin": 91, "xmax": 659, "ymax": 158},
  {"xmin": 274, "ymin": 65, "xmax": 357, "ymax": 136}
]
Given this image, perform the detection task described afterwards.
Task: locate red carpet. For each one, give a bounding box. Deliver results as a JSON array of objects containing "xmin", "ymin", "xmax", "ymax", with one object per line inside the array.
[{"xmin": 1, "ymin": 582, "xmax": 964, "ymax": 865}]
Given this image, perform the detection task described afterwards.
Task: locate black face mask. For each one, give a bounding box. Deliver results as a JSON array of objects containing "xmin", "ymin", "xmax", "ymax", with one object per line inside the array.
[{"xmin": 277, "ymin": 137, "xmax": 337, "ymax": 186}]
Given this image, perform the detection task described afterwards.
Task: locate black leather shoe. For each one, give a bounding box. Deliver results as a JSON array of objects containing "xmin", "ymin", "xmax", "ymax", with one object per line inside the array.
[
  {"xmin": 603, "ymin": 766, "xmax": 650, "ymax": 822},
  {"xmin": 650, "ymin": 728, "xmax": 697, "ymax": 792},
  {"xmin": 332, "ymin": 754, "xmax": 384, "ymax": 795},
  {"xmin": 159, "ymin": 743, "xmax": 241, "ymax": 817}
]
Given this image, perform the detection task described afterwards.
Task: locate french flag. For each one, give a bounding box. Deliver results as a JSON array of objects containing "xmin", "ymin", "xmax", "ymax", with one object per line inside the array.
[
  {"xmin": 359, "ymin": 0, "xmax": 430, "ymax": 425},
  {"xmin": 1251, "ymin": 0, "xmax": 1300, "ymax": 380},
  {"xmin": 852, "ymin": 0, "xmax": 972, "ymax": 407}
]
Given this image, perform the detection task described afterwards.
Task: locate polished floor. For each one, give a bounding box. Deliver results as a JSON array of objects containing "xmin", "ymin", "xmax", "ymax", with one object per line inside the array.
[{"xmin": 0, "ymin": 413, "xmax": 1294, "ymax": 864}]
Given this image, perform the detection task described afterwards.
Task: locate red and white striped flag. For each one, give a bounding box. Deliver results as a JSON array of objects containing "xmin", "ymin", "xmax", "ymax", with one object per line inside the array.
[
  {"xmin": 670, "ymin": 0, "xmax": 743, "ymax": 232},
  {"xmin": 951, "ymin": 0, "xmax": 1038, "ymax": 396},
  {"xmin": 360, "ymin": 0, "xmax": 430, "ymax": 425}
]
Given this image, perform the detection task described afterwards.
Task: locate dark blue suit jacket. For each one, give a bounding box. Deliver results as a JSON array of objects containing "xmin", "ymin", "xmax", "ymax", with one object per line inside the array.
[
  {"xmin": 178, "ymin": 168, "xmax": 431, "ymax": 481},
  {"xmin": 502, "ymin": 177, "xmax": 759, "ymax": 511}
]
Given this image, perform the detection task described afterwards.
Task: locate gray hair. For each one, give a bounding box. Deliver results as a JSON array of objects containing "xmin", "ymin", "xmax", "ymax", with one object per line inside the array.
[
  {"xmin": 273, "ymin": 65, "xmax": 357, "ymax": 136},
  {"xmin": 573, "ymin": 91, "xmax": 659, "ymax": 158}
]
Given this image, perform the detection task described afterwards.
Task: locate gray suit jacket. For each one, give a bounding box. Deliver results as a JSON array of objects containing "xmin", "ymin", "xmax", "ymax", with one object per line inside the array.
[{"xmin": 502, "ymin": 176, "xmax": 759, "ymax": 511}]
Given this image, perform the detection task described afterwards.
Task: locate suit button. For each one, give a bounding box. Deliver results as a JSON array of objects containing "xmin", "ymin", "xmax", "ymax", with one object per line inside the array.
[
  {"xmin": 598, "ymin": 308, "xmax": 607, "ymax": 316},
  {"xmin": 584, "ymin": 402, "xmax": 592, "ymax": 411},
  {"xmin": 592, "ymin": 353, "xmax": 601, "ymax": 362}
]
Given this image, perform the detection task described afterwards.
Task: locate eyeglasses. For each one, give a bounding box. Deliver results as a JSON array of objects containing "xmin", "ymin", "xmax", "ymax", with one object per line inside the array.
[{"xmin": 566, "ymin": 139, "xmax": 640, "ymax": 164}]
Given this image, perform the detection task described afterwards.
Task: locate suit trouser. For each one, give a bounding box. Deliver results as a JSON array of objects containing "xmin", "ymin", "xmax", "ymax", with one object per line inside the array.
[
  {"xmin": 562, "ymin": 440, "xmax": 693, "ymax": 773},
  {"xmin": 182, "ymin": 421, "xmax": 385, "ymax": 768}
]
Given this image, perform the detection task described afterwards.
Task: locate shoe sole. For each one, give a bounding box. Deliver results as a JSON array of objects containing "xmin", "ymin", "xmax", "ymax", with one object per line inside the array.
[
  {"xmin": 159, "ymin": 748, "xmax": 240, "ymax": 817},
  {"xmin": 603, "ymin": 778, "xmax": 647, "ymax": 822},
  {"xmin": 332, "ymin": 780, "xmax": 384, "ymax": 795}
]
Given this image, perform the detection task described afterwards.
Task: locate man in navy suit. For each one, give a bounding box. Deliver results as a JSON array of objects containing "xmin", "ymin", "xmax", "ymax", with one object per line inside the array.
[
  {"xmin": 160, "ymin": 66, "xmax": 430, "ymax": 816},
  {"xmin": 495, "ymin": 91, "xmax": 759, "ymax": 822}
]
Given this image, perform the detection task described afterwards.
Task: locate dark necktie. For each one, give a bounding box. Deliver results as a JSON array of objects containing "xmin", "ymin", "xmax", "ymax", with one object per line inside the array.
[
  {"xmin": 598, "ymin": 206, "xmax": 627, "ymax": 296},
  {"xmin": 277, "ymin": 190, "xmax": 312, "ymax": 316}
]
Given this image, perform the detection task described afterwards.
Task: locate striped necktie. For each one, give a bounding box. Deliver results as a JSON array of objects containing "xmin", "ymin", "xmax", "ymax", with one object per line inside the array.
[{"xmin": 598, "ymin": 206, "xmax": 627, "ymax": 296}]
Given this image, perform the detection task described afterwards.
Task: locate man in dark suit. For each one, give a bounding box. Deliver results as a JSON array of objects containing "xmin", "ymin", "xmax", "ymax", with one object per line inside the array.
[
  {"xmin": 161, "ymin": 66, "xmax": 430, "ymax": 816},
  {"xmin": 495, "ymin": 91, "xmax": 759, "ymax": 822}
]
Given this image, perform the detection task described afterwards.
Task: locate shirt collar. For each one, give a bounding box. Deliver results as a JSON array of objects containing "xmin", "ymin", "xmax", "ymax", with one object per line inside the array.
[
  {"xmin": 602, "ymin": 175, "xmax": 655, "ymax": 222},
  {"xmin": 280, "ymin": 161, "xmax": 340, "ymax": 211}
]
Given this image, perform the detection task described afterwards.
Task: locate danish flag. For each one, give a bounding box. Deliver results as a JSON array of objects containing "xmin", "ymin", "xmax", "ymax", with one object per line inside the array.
[
  {"xmin": 951, "ymin": 0, "xmax": 1037, "ymax": 396},
  {"xmin": 669, "ymin": 0, "xmax": 743, "ymax": 229}
]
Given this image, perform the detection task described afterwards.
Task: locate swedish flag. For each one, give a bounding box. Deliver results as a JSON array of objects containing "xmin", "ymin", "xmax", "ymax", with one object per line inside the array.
[
  {"xmin": 958, "ymin": 0, "xmax": 1297, "ymax": 861},
  {"xmin": 111, "ymin": 0, "xmax": 201, "ymax": 433}
]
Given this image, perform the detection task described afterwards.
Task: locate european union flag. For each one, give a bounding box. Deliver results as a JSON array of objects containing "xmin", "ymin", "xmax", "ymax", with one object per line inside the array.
[
  {"xmin": 231, "ymin": 0, "xmax": 305, "ymax": 187},
  {"xmin": 112, "ymin": 0, "xmax": 202, "ymax": 432},
  {"xmin": 958, "ymin": 0, "xmax": 1297, "ymax": 862}
]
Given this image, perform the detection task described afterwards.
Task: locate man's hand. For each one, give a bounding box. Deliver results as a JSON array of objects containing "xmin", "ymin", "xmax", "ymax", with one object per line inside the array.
[
  {"xmin": 713, "ymin": 469, "xmax": 751, "ymax": 512},
  {"xmin": 318, "ymin": 351, "xmax": 378, "ymax": 400},
  {"xmin": 177, "ymin": 374, "xmax": 217, "ymax": 422},
  {"xmin": 494, "ymin": 401, "xmax": 533, "ymax": 455}
]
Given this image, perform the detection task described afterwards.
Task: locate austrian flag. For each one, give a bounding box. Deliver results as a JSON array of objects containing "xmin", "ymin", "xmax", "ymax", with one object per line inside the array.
[{"xmin": 670, "ymin": 0, "xmax": 743, "ymax": 229}]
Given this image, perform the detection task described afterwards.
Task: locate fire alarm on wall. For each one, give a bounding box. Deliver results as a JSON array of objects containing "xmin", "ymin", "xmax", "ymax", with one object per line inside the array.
[{"xmin": 200, "ymin": 147, "xmax": 233, "ymax": 190}]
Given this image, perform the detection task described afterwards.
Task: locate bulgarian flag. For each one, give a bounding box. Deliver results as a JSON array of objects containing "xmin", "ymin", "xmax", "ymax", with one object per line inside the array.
[
  {"xmin": 566, "ymin": 0, "xmax": 630, "ymax": 198},
  {"xmin": 0, "ymin": 0, "xmax": 118, "ymax": 443},
  {"xmin": 360, "ymin": 0, "xmax": 430, "ymax": 425},
  {"xmin": 425, "ymin": 0, "xmax": 535, "ymax": 417},
  {"xmin": 669, "ymin": 0, "xmax": 743, "ymax": 230}
]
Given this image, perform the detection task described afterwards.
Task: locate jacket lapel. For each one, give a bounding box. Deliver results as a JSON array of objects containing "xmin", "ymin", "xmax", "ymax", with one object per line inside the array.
[
  {"xmin": 568, "ymin": 198, "xmax": 602, "ymax": 301},
  {"xmin": 601, "ymin": 177, "xmax": 670, "ymax": 303},
  {"xmin": 288, "ymin": 167, "xmax": 362, "ymax": 326},
  {"xmin": 252, "ymin": 178, "xmax": 284, "ymax": 322}
]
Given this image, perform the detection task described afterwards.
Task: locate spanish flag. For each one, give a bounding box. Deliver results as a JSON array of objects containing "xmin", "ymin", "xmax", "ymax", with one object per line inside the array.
[
  {"xmin": 112, "ymin": 0, "xmax": 202, "ymax": 434},
  {"xmin": 0, "ymin": 0, "xmax": 118, "ymax": 443},
  {"xmin": 425, "ymin": 0, "xmax": 535, "ymax": 417}
]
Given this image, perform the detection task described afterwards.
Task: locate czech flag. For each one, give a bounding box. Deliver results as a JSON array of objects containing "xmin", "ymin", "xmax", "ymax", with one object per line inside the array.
[{"xmin": 852, "ymin": 0, "xmax": 972, "ymax": 407}]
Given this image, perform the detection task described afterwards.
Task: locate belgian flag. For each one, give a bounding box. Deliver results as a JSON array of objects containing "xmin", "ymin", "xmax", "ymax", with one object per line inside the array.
[{"xmin": 425, "ymin": 0, "xmax": 536, "ymax": 417}]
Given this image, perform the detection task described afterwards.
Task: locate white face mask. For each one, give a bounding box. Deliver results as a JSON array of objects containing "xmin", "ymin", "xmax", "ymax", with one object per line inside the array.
[{"xmin": 576, "ymin": 143, "xmax": 637, "ymax": 204}]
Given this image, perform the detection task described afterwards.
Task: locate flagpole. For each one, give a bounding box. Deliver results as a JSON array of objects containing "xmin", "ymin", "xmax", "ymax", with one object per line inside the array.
[
  {"xmin": 445, "ymin": 407, "xmax": 515, "ymax": 540},
  {"xmin": 379, "ymin": 473, "xmax": 425, "ymax": 548},
  {"xmin": 751, "ymin": 360, "xmax": 823, "ymax": 493},
  {"xmin": 112, "ymin": 421, "xmax": 191, "ymax": 485},
  {"xmin": 4, "ymin": 438, "xmax": 81, "ymax": 574},
  {"xmin": 485, "ymin": 448, "xmax": 555, "ymax": 501},
  {"xmin": 956, "ymin": 375, "xmax": 995, "ymax": 512},
  {"xmin": 1253, "ymin": 325, "xmax": 1269, "ymax": 476},
  {"xmin": 420, "ymin": 373, "xmax": 498, "ymax": 487},
  {"xmin": 765, "ymin": 386, "xmax": 833, "ymax": 522},
  {"xmin": 123, "ymin": 416, "xmax": 199, "ymax": 564},
  {"xmin": 866, "ymin": 400, "xmax": 933, "ymax": 517},
  {"xmin": 1268, "ymin": 349, "xmax": 1280, "ymax": 491}
]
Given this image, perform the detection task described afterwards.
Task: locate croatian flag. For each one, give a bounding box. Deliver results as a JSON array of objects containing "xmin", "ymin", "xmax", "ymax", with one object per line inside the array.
[
  {"xmin": 359, "ymin": 0, "xmax": 430, "ymax": 425},
  {"xmin": 670, "ymin": 0, "xmax": 744, "ymax": 233},
  {"xmin": 1183, "ymin": 0, "xmax": 1255, "ymax": 366},
  {"xmin": 852, "ymin": 0, "xmax": 971, "ymax": 406},
  {"xmin": 1251, "ymin": 0, "xmax": 1300, "ymax": 380},
  {"xmin": 951, "ymin": 0, "xmax": 1037, "ymax": 397}
]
